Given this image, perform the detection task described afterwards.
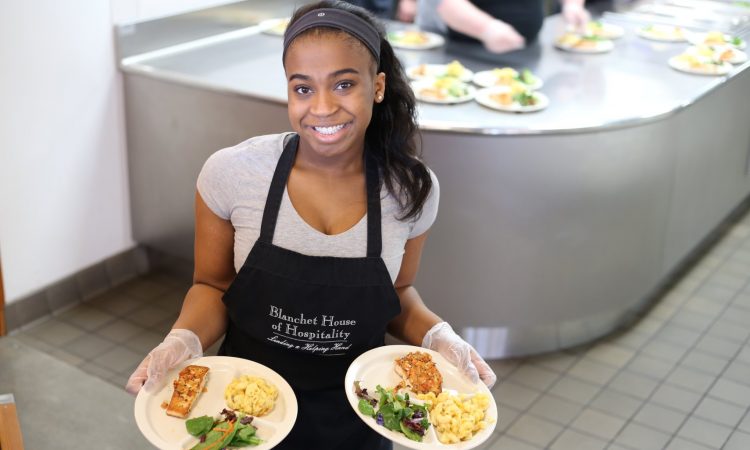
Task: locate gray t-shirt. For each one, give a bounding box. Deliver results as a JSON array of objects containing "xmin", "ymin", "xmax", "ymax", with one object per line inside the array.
[{"xmin": 196, "ymin": 133, "xmax": 440, "ymax": 282}]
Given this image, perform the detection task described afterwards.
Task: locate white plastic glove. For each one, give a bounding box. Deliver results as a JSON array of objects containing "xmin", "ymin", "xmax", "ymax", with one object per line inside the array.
[
  {"xmin": 422, "ymin": 322, "xmax": 497, "ymax": 389},
  {"xmin": 479, "ymin": 19, "xmax": 525, "ymax": 54},
  {"xmin": 562, "ymin": 3, "xmax": 591, "ymax": 31},
  {"xmin": 125, "ymin": 329, "xmax": 203, "ymax": 395}
]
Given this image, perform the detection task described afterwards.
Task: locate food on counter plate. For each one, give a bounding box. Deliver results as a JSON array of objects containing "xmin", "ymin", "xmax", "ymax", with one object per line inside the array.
[
  {"xmin": 669, "ymin": 52, "xmax": 732, "ymax": 75},
  {"xmin": 472, "ymin": 67, "xmax": 542, "ymax": 89},
  {"xmin": 475, "ymin": 84, "xmax": 549, "ymax": 113},
  {"xmin": 555, "ymin": 33, "xmax": 614, "ymax": 53},
  {"xmin": 225, "ymin": 375, "xmax": 278, "ymax": 417},
  {"xmin": 687, "ymin": 44, "xmax": 748, "ymax": 65},
  {"xmin": 636, "ymin": 24, "xmax": 687, "ymax": 42},
  {"xmin": 688, "ymin": 31, "xmax": 746, "ymax": 50},
  {"xmin": 407, "ymin": 60, "xmax": 473, "ymax": 81},
  {"xmin": 394, "ymin": 351, "xmax": 443, "ymax": 395},
  {"xmin": 166, "ymin": 365, "xmax": 209, "ymax": 418},
  {"xmin": 416, "ymin": 391, "xmax": 493, "ymax": 444},
  {"xmin": 411, "ymin": 77, "xmax": 475, "ymax": 104},
  {"xmin": 185, "ymin": 408, "xmax": 262, "ymax": 449},
  {"xmin": 355, "ymin": 382, "xmax": 431, "ymax": 442},
  {"xmin": 583, "ymin": 20, "xmax": 624, "ymax": 39},
  {"xmin": 387, "ymin": 30, "xmax": 444, "ymax": 49}
]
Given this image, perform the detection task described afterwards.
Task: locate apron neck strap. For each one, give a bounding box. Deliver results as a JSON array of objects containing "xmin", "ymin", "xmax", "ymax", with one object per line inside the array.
[{"xmin": 258, "ymin": 134, "xmax": 383, "ymax": 258}]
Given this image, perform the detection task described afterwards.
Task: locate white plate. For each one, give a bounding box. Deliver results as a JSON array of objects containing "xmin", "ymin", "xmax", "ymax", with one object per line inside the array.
[
  {"xmin": 411, "ymin": 79, "xmax": 476, "ymax": 104},
  {"xmin": 472, "ymin": 69, "xmax": 543, "ymax": 90},
  {"xmin": 388, "ymin": 30, "xmax": 445, "ymax": 50},
  {"xmin": 583, "ymin": 21, "xmax": 625, "ymax": 40},
  {"xmin": 475, "ymin": 87, "xmax": 549, "ymax": 113},
  {"xmin": 687, "ymin": 32, "xmax": 746, "ymax": 50},
  {"xmin": 344, "ymin": 345, "xmax": 498, "ymax": 450},
  {"xmin": 668, "ymin": 55, "xmax": 732, "ymax": 75},
  {"xmin": 406, "ymin": 64, "xmax": 474, "ymax": 82},
  {"xmin": 554, "ymin": 37, "xmax": 614, "ymax": 53},
  {"xmin": 635, "ymin": 25, "xmax": 687, "ymax": 42},
  {"xmin": 259, "ymin": 17, "xmax": 289, "ymax": 36},
  {"xmin": 686, "ymin": 45, "xmax": 748, "ymax": 65},
  {"xmin": 134, "ymin": 356, "xmax": 298, "ymax": 450}
]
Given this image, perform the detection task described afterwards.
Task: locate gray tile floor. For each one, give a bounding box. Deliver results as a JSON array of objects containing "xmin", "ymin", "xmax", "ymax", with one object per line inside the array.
[{"xmin": 11, "ymin": 211, "xmax": 750, "ymax": 449}]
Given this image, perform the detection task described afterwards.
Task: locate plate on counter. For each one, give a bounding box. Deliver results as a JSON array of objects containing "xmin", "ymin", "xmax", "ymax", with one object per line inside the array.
[
  {"xmin": 687, "ymin": 31, "xmax": 746, "ymax": 50},
  {"xmin": 472, "ymin": 68, "xmax": 543, "ymax": 90},
  {"xmin": 475, "ymin": 86, "xmax": 549, "ymax": 113},
  {"xmin": 387, "ymin": 30, "xmax": 445, "ymax": 50},
  {"xmin": 555, "ymin": 33, "xmax": 614, "ymax": 53},
  {"xmin": 411, "ymin": 78, "xmax": 476, "ymax": 104},
  {"xmin": 259, "ymin": 17, "xmax": 289, "ymax": 36},
  {"xmin": 635, "ymin": 24, "xmax": 687, "ymax": 42},
  {"xmin": 668, "ymin": 54, "xmax": 732, "ymax": 75},
  {"xmin": 685, "ymin": 45, "xmax": 748, "ymax": 65},
  {"xmin": 134, "ymin": 356, "xmax": 297, "ymax": 450},
  {"xmin": 583, "ymin": 21, "xmax": 625, "ymax": 39},
  {"xmin": 344, "ymin": 345, "xmax": 498, "ymax": 450},
  {"xmin": 406, "ymin": 62, "xmax": 474, "ymax": 82}
]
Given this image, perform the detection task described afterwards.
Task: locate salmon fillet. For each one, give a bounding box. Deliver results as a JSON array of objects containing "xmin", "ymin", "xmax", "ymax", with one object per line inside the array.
[
  {"xmin": 394, "ymin": 351, "xmax": 443, "ymax": 395},
  {"xmin": 166, "ymin": 365, "xmax": 209, "ymax": 418}
]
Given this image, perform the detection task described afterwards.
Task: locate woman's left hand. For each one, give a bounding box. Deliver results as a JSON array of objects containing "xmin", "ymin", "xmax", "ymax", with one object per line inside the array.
[{"xmin": 422, "ymin": 322, "xmax": 497, "ymax": 389}]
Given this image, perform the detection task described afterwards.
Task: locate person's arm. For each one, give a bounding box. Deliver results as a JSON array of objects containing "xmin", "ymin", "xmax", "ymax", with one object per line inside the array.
[
  {"xmin": 396, "ymin": 0, "xmax": 417, "ymax": 22},
  {"xmin": 387, "ymin": 232, "xmax": 497, "ymax": 388},
  {"xmin": 434, "ymin": 0, "xmax": 525, "ymax": 53},
  {"xmin": 561, "ymin": 0, "xmax": 590, "ymax": 29}
]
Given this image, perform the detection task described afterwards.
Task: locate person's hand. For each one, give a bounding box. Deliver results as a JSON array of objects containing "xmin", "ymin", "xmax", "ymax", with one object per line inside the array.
[
  {"xmin": 562, "ymin": 3, "xmax": 591, "ymax": 31},
  {"xmin": 125, "ymin": 329, "xmax": 203, "ymax": 395},
  {"xmin": 479, "ymin": 19, "xmax": 525, "ymax": 54},
  {"xmin": 422, "ymin": 322, "xmax": 497, "ymax": 388},
  {"xmin": 396, "ymin": 0, "xmax": 417, "ymax": 23}
]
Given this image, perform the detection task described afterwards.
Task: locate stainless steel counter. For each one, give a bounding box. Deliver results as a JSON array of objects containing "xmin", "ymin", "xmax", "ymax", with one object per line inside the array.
[{"xmin": 120, "ymin": 0, "xmax": 750, "ymax": 357}]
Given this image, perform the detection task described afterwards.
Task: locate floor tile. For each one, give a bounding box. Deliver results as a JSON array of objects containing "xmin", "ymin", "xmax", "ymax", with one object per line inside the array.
[
  {"xmin": 496, "ymin": 405, "xmax": 522, "ymax": 433},
  {"xmin": 549, "ymin": 429, "xmax": 608, "ymax": 450},
  {"xmin": 709, "ymin": 378, "xmax": 750, "ymax": 407},
  {"xmin": 125, "ymin": 305, "xmax": 176, "ymax": 328},
  {"xmin": 86, "ymin": 289, "xmax": 147, "ymax": 316},
  {"xmin": 57, "ymin": 304, "xmax": 116, "ymax": 331},
  {"xmin": 567, "ymin": 358, "xmax": 618, "ymax": 385},
  {"xmin": 547, "ymin": 376, "xmax": 601, "ymax": 405},
  {"xmin": 640, "ymin": 339, "xmax": 690, "ymax": 364},
  {"xmin": 151, "ymin": 288, "xmax": 187, "ymax": 312},
  {"xmin": 488, "ymin": 436, "xmax": 541, "ymax": 450},
  {"xmin": 608, "ymin": 371, "xmax": 659, "ymax": 400},
  {"xmin": 14, "ymin": 332, "xmax": 57, "ymax": 354},
  {"xmin": 705, "ymin": 318, "xmax": 750, "ymax": 343},
  {"xmin": 589, "ymin": 389, "xmax": 642, "ymax": 420},
  {"xmin": 118, "ymin": 277, "xmax": 173, "ymax": 301},
  {"xmin": 26, "ymin": 318, "xmax": 86, "ymax": 346},
  {"xmin": 493, "ymin": 381, "xmax": 541, "ymax": 410},
  {"xmin": 570, "ymin": 408, "xmax": 625, "ymax": 441},
  {"xmin": 632, "ymin": 403, "xmax": 687, "ymax": 434},
  {"xmin": 94, "ymin": 318, "xmax": 147, "ymax": 343},
  {"xmin": 48, "ymin": 348, "xmax": 86, "ymax": 366},
  {"xmin": 614, "ymin": 422, "xmax": 671, "ymax": 450},
  {"xmin": 526, "ymin": 353, "xmax": 577, "ymax": 373},
  {"xmin": 65, "ymin": 333, "xmax": 116, "ymax": 360},
  {"xmin": 604, "ymin": 330, "xmax": 651, "ymax": 351},
  {"xmin": 487, "ymin": 359, "xmax": 521, "ymax": 380},
  {"xmin": 627, "ymin": 353, "xmax": 675, "ymax": 380},
  {"xmin": 724, "ymin": 431, "xmax": 750, "ymax": 450},
  {"xmin": 92, "ymin": 345, "xmax": 145, "ymax": 374},
  {"xmin": 676, "ymin": 416, "xmax": 733, "ymax": 449},
  {"xmin": 665, "ymin": 366, "xmax": 716, "ymax": 394},
  {"xmin": 664, "ymin": 437, "xmax": 714, "ymax": 450},
  {"xmin": 123, "ymin": 329, "xmax": 165, "ymax": 355},
  {"xmin": 693, "ymin": 396, "xmax": 746, "ymax": 428},
  {"xmin": 683, "ymin": 296, "xmax": 725, "ymax": 316},
  {"xmin": 650, "ymin": 384, "xmax": 702, "ymax": 413},
  {"xmin": 720, "ymin": 305, "xmax": 750, "ymax": 326},
  {"xmin": 527, "ymin": 394, "xmax": 583, "ymax": 426},
  {"xmin": 79, "ymin": 361, "xmax": 117, "ymax": 381},
  {"xmin": 150, "ymin": 317, "xmax": 178, "ymax": 336},
  {"xmin": 506, "ymin": 364, "xmax": 559, "ymax": 391},
  {"xmin": 505, "ymin": 414, "xmax": 563, "ymax": 448},
  {"xmin": 653, "ymin": 323, "xmax": 702, "ymax": 348},
  {"xmin": 584, "ymin": 343, "xmax": 635, "ymax": 368},
  {"xmin": 681, "ymin": 350, "xmax": 730, "ymax": 376},
  {"xmin": 694, "ymin": 335, "xmax": 743, "ymax": 359},
  {"xmin": 740, "ymin": 410, "xmax": 750, "ymax": 433},
  {"xmin": 669, "ymin": 310, "xmax": 715, "ymax": 333}
]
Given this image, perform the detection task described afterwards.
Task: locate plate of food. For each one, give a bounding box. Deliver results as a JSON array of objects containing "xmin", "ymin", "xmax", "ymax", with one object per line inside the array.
[
  {"xmin": 134, "ymin": 356, "xmax": 297, "ymax": 450},
  {"xmin": 411, "ymin": 78, "xmax": 476, "ymax": 104},
  {"xmin": 475, "ymin": 86, "xmax": 549, "ymax": 113},
  {"xmin": 345, "ymin": 345, "xmax": 497, "ymax": 450},
  {"xmin": 406, "ymin": 60, "xmax": 474, "ymax": 82},
  {"xmin": 583, "ymin": 20, "xmax": 625, "ymax": 39},
  {"xmin": 686, "ymin": 44, "xmax": 748, "ymax": 65},
  {"xmin": 472, "ymin": 67, "xmax": 543, "ymax": 90},
  {"xmin": 387, "ymin": 30, "xmax": 445, "ymax": 50},
  {"xmin": 259, "ymin": 17, "xmax": 289, "ymax": 36},
  {"xmin": 668, "ymin": 53, "xmax": 733, "ymax": 75},
  {"xmin": 687, "ymin": 31, "xmax": 746, "ymax": 50},
  {"xmin": 555, "ymin": 33, "xmax": 614, "ymax": 53},
  {"xmin": 635, "ymin": 24, "xmax": 687, "ymax": 42}
]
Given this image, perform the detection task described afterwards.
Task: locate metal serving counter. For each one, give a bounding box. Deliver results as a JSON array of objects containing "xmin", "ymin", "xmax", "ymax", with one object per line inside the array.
[{"xmin": 120, "ymin": 0, "xmax": 750, "ymax": 357}]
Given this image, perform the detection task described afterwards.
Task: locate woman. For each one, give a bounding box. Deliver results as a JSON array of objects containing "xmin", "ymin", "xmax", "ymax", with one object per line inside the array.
[{"xmin": 126, "ymin": 1, "xmax": 496, "ymax": 448}]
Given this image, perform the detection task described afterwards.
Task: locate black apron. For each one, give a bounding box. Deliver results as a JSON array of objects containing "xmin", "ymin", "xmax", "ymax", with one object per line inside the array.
[
  {"xmin": 219, "ymin": 134, "xmax": 401, "ymax": 450},
  {"xmin": 448, "ymin": 0, "xmax": 545, "ymax": 45}
]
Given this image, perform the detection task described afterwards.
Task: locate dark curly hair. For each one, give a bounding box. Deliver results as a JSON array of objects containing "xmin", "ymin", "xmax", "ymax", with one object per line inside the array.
[{"xmin": 284, "ymin": 0, "xmax": 432, "ymax": 221}]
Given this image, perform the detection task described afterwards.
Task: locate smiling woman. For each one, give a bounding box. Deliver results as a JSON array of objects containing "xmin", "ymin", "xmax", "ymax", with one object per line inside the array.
[{"xmin": 125, "ymin": 2, "xmax": 496, "ymax": 449}]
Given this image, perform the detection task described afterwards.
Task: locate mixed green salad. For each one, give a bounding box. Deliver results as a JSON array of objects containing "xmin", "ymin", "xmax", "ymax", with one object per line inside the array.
[
  {"xmin": 186, "ymin": 409, "xmax": 262, "ymax": 449},
  {"xmin": 512, "ymin": 91, "xmax": 539, "ymax": 107},
  {"xmin": 355, "ymin": 381, "xmax": 431, "ymax": 442}
]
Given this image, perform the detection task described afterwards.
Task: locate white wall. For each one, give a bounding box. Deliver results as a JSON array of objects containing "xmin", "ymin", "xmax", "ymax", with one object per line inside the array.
[
  {"xmin": 111, "ymin": 0, "xmax": 238, "ymax": 24},
  {"xmin": 0, "ymin": 0, "xmax": 134, "ymax": 303}
]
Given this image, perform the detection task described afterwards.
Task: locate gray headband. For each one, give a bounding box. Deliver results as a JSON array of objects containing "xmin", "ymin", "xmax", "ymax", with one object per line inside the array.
[{"xmin": 283, "ymin": 8, "xmax": 381, "ymax": 64}]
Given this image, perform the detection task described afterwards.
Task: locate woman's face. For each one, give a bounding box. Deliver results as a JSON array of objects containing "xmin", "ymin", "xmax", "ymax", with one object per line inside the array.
[{"xmin": 284, "ymin": 31, "xmax": 385, "ymax": 161}]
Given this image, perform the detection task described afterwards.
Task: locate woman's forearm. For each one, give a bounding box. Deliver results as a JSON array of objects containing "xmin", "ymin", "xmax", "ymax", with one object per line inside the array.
[
  {"xmin": 388, "ymin": 285, "xmax": 442, "ymax": 346},
  {"xmin": 172, "ymin": 283, "xmax": 229, "ymax": 351},
  {"xmin": 436, "ymin": 0, "xmax": 501, "ymax": 40}
]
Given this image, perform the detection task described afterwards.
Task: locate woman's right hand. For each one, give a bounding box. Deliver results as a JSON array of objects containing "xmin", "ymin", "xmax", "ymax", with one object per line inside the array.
[
  {"xmin": 125, "ymin": 328, "xmax": 203, "ymax": 395},
  {"xmin": 479, "ymin": 19, "xmax": 525, "ymax": 54}
]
